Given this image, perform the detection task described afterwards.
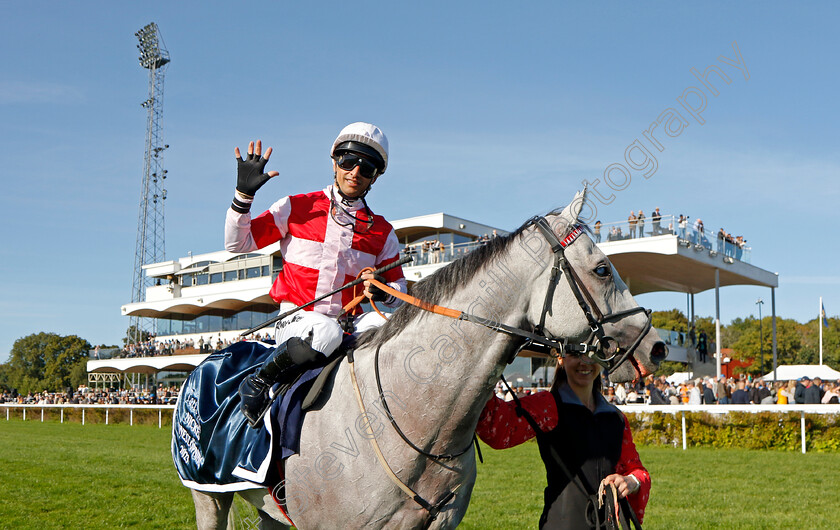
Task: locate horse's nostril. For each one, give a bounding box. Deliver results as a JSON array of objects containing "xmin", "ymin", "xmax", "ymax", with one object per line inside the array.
[{"xmin": 651, "ymin": 341, "xmax": 668, "ymax": 362}]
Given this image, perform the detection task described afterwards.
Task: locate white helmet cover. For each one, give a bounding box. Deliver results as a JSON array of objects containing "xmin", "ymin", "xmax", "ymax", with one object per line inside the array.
[{"xmin": 330, "ymin": 122, "xmax": 389, "ymax": 173}]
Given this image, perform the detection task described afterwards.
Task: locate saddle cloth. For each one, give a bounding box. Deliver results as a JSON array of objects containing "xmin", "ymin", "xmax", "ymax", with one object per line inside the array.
[{"xmin": 171, "ymin": 340, "xmax": 328, "ymax": 492}]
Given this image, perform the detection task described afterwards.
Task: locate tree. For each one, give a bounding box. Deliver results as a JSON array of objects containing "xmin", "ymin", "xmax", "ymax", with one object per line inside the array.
[
  {"xmin": 4, "ymin": 332, "xmax": 91, "ymax": 394},
  {"xmin": 651, "ymin": 309, "xmax": 689, "ymax": 333},
  {"xmin": 0, "ymin": 363, "xmax": 11, "ymax": 392},
  {"xmin": 70, "ymin": 361, "xmax": 89, "ymax": 390},
  {"xmin": 727, "ymin": 317, "xmax": 802, "ymax": 374},
  {"xmin": 797, "ymin": 317, "xmax": 840, "ymax": 368}
]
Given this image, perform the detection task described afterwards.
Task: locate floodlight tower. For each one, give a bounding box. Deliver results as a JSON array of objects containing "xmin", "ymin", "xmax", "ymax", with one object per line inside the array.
[{"xmin": 129, "ymin": 23, "xmax": 170, "ymax": 345}]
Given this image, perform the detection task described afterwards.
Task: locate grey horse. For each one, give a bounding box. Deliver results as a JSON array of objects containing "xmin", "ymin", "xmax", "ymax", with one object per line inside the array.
[{"xmin": 188, "ymin": 191, "xmax": 666, "ymax": 529}]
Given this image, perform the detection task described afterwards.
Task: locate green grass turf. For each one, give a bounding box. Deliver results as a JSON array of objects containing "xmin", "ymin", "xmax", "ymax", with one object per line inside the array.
[{"xmin": 0, "ymin": 419, "xmax": 837, "ymax": 528}]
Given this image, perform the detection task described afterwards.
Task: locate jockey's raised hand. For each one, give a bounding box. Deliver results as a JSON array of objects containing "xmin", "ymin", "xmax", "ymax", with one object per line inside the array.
[{"xmin": 231, "ymin": 140, "xmax": 279, "ymax": 213}]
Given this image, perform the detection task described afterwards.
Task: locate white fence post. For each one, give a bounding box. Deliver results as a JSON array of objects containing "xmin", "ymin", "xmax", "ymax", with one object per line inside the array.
[
  {"xmin": 41, "ymin": 408, "xmax": 44, "ymax": 422},
  {"xmin": 130, "ymin": 409, "xmax": 133, "ymax": 426},
  {"xmin": 159, "ymin": 409, "xmax": 162, "ymax": 429},
  {"xmin": 82, "ymin": 408, "xmax": 85, "ymax": 426},
  {"xmin": 106, "ymin": 408, "xmax": 109, "ymax": 425},
  {"xmin": 801, "ymin": 412, "xmax": 806, "ymax": 454},
  {"xmin": 681, "ymin": 412, "xmax": 687, "ymax": 450},
  {"xmin": 23, "ymin": 408, "xmax": 26, "ymax": 421},
  {"xmin": 61, "ymin": 408, "xmax": 64, "ymax": 423}
]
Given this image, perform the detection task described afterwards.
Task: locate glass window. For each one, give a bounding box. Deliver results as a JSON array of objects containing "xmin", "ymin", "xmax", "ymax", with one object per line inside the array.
[
  {"xmin": 237, "ymin": 311, "xmax": 253, "ymax": 330},
  {"xmin": 224, "ymin": 270, "xmax": 238, "ymax": 282},
  {"xmin": 169, "ymin": 319, "xmax": 183, "ymax": 335},
  {"xmin": 246, "ymin": 267, "xmax": 261, "ymax": 279},
  {"xmin": 155, "ymin": 318, "xmax": 171, "ymax": 335},
  {"xmin": 196, "ymin": 315, "xmax": 210, "ymax": 333},
  {"xmin": 261, "ymin": 265, "xmax": 269, "ymax": 277},
  {"xmin": 195, "ymin": 273, "xmax": 209, "ymax": 286},
  {"xmin": 181, "ymin": 319, "xmax": 196, "ymax": 334},
  {"xmin": 209, "ymin": 272, "xmax": 223, "ymax": 284},
  {"xmin": 208, "ymin": 315, "xmax": 222, "ymax": 332}
]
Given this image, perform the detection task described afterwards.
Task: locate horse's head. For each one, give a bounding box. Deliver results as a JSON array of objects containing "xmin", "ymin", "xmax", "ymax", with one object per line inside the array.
[{"xmin": 519, "ymin": 189, "xmax": 667, "ymax": 383}]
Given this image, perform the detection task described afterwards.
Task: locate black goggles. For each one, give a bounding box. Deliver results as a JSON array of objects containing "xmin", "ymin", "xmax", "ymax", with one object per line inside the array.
[{"xmin": 334, "ymin": 152, "xmax": 380, "ymax": 179}]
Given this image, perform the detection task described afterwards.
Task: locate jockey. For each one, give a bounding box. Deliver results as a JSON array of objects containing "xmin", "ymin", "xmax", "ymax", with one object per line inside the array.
[{"xmin": 225, "ymin": 122, "xmax": 407, "ymax": 426}]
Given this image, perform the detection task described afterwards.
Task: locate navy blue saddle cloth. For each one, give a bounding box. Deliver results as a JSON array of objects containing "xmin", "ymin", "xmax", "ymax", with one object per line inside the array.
[{"xmin": 171, "ymin": 340, "xmax": 331, "ymax": 491}]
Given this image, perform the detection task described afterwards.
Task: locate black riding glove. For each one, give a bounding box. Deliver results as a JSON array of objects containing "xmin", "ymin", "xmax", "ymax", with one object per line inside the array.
[
  {"xmin": 367, "ymin": 275, "xmax": 389, "ymax": 302},
  {"xmin": 231, "ymin": 152, "xmax": 273, "ymax": 213}
]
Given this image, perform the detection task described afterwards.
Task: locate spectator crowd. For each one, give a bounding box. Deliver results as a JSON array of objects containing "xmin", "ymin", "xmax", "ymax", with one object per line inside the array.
[
  {"xmin": 1, "ymin": 383, "xmax": 181, "ymax": 405},
  {"xmin": 604, "ymin": 374, "xmax": 840, "ymax": 406},
  {"xmin": 591, "ymin": 209, "xmax": 749, "ymax": 262},
  {"xmin": 493, "ymin": 374, "xmax": 840, "ymax": 406},
  {"xmin": 111, "ymin": 333, "xmax": 274, "ymax": 360}
]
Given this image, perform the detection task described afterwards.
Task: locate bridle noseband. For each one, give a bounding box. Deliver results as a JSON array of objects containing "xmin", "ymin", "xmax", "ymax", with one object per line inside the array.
[{"xmin": 513, "ymin": 216, "xmax": 652, "ymax": 375}]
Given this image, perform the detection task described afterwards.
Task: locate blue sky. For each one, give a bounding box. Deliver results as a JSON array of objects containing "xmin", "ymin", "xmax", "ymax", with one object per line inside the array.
[{"xmin": 2, "ymin": 1, "xmax": 839, "ymax": 362}]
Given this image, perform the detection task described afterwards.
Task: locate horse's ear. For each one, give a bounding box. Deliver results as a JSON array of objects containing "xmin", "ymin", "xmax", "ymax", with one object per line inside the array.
[{"xmin": 557, "ymin": 187, "xmax": 589, "ymax": 226}]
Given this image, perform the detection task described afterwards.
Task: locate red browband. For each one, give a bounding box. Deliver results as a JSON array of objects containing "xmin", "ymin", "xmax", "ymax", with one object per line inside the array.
[{"xmin": 559, "ymin": 225, "xmax": 584, "ymax": 248}]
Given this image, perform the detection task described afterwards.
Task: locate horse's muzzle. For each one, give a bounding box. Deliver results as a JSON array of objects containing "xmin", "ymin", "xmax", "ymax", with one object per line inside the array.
[{"xmin": 650, "ymin": 341, "xmax": 668, "ymax": 363}]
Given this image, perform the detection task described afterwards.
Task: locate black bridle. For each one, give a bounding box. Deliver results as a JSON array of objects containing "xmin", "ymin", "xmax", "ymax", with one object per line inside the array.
[{"xmin": 517, "ymin": 216, "xmax": 653, "ymax": 375}]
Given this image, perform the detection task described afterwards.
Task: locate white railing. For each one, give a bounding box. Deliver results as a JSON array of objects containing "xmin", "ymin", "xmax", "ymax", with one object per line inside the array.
[
  {"xmin": 1, "ymin": 404, "xmax": 176, "ymax": 429},
  {"xmin": 618, "ymin": 404, "xmax": 839, "ymax": 454},
  {"xmin": 4, "ymin": 403, "xmax": 837, "ymax": 453}
]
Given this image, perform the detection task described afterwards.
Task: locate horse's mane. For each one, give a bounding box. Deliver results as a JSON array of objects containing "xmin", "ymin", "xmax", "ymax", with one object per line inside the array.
[{"xmin": 357, "ymin": 208, "xmax": 584, "ymax": 349}]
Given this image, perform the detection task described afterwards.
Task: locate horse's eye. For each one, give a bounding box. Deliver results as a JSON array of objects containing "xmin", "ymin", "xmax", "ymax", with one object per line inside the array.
[{"xmin": 594, "ymin": 264, "xmax": 611, "ymax": 278}]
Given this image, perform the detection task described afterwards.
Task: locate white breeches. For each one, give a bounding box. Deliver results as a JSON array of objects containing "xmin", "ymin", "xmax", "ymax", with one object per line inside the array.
[{"xmin": 274, "ymin": 303, "xmax": 388, "ymax": 357}]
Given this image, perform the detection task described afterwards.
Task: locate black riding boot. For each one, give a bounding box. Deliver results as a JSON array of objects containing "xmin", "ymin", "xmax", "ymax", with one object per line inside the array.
[{"xmin": 239, "ymin": 337, "xmax": 321, "ymax": 428}]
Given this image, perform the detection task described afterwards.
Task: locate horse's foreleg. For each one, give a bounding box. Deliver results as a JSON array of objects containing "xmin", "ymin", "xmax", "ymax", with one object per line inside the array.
[{"xmin": 191, "ymin": 489, "xmax": 234, "ymax": 530}]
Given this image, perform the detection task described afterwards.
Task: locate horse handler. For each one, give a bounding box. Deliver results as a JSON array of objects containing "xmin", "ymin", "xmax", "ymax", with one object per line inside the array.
[
  {"xmin": 476, "ymin": 354, "xmax": 651, "ymax": 529},
  {"xmin": 225, "ymin": 122, "xmax": 406, "ymax": 426}
]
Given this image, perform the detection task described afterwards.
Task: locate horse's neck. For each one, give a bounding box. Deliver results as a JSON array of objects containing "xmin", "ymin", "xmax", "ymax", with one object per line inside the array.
[{"xmin": 375, "ymin": 249, "xmax": 536, "ymax": 450}]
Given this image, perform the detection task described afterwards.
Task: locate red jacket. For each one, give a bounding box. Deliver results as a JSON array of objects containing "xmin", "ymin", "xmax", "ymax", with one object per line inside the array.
[
  {"xmin": 476, "ymin": 389, "xmax": 650, "ymax": 523},
  {"xmin": 225, "ymin": 185, "xmax": 406, "ymax": 316}
]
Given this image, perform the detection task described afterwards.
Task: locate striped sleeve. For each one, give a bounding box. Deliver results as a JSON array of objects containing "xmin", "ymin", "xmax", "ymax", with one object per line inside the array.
[
  {"xmin": 376, "ymin": 227, "xmax": 407, "ymax": 308},
  {"xmin": 224, "ymin": 196, "xmax": 291, "ymax": 252}
]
